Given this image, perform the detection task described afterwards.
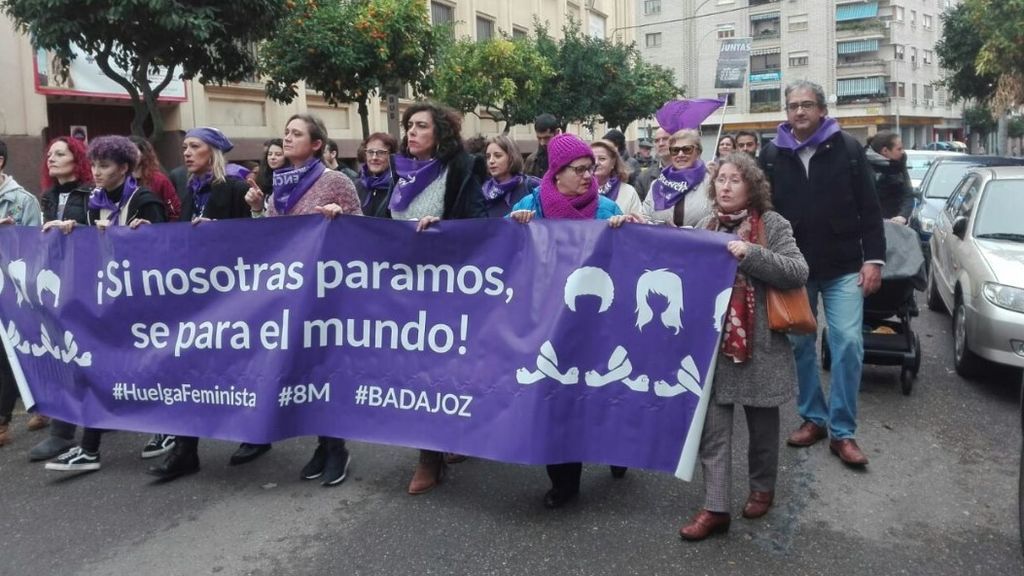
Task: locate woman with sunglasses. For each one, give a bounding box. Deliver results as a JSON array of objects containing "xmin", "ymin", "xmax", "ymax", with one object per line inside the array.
[
  {"xmin": 507, "ymin": 133, "xmax": 640, "ymax": 509},
  {"xmin": 354, "ymin": 132, "xmax": 397, "ymax": 218},
  {"xmin": 642, "ymin": 129, "xmax": 712, "ymax": 228}
]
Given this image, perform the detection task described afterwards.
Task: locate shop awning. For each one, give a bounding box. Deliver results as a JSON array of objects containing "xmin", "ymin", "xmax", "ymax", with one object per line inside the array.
[
  {"xmin": 836, "ymin": 76, "xmax": 886, "ymax": 97},
  {"xmin": 836, "ymin": 2, "xmax": 879, "ymax": 22},
  {"xmin": 750, "ymin": 12, "xmax": 781, "ymax": 23},
  {"xmin": 837, "ymin": 39, "xmax": 880, "ymax": 55}
]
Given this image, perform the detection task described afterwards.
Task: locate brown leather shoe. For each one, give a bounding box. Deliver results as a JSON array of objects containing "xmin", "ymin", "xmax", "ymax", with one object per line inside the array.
[
  {"xmin": 742, "ymin": 490, "xmax": 774, "ymax": 519},
  {"xmin": 26, "ymin": 414, "xmax": 49, "ymax": 432},
  {"xmin": 829, "ymin": 439, "xmax": 868, "ymax": 466},
  {"xmin": 0, "ymin": 422, "xmax": 10, "ymax": 447},
  {"xmin": 407, "ymin": 450, "xmax": 447, "ymax": 495},
  {"xmin": 679, "ymin": 509, "xmax": 730, "ymax": 541},
  {"xmin": 786, "ymin": 421, "xmax": 828, "ymax": 447}
]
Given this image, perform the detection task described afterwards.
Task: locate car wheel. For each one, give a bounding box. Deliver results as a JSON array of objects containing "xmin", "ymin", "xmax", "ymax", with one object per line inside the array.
[
  {"xmin": 926, "ymin": 265, "xmax": 946, "ymax": 313},
  {"xmin": 953, "ymin": 297, "xmax": 982, "ymax": 378}
]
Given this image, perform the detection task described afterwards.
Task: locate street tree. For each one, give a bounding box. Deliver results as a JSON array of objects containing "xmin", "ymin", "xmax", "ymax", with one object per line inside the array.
[
  {"xmin": 1, "ymin": 0, "xmax": 286, "ymax": 140},
  {"xmin": 260, "ymin": 0, "xmax": 436, "ymax": 139},
  {"xmin": 935, "ymin": 2, "xmax": 998, "ymax": 103},
  {"xmin": 596, "ymin": 50, "xmax": 679, "ymax": 132},
  {"xmin": 432, "ymin": 35, "xmax": 554, "ymax": 134}
]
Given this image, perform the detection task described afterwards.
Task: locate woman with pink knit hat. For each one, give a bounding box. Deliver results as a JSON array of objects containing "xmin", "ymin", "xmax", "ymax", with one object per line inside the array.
[{"xmin": 508, "ymin": 132, "xmax": 640, "ymax": 508}]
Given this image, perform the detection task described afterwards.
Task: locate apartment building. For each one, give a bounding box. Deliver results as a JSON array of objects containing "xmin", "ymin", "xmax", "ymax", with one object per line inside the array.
[
  {"xmin": 637, "ymin": 0, "xmax": 963, "ymax": 147},
  {"xmin": 0, "ymin": 1, "xmax": 634, "ymax": 187}
]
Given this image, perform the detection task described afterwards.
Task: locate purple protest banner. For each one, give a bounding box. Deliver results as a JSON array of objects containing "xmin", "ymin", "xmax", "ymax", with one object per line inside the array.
[{"xmin": 0, "ymin": 216, "xmax": 737, "ymax": 479}]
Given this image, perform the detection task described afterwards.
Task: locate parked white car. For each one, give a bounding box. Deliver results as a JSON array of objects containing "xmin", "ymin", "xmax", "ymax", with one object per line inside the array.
[{"xmin": 926, "ymin": 166, "xmax": 1024, "ymax": 377}]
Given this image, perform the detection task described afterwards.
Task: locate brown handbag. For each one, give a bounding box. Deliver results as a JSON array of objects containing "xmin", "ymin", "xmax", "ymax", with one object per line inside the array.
[
  {"xmin": 755, "ymin": 216, "xmax": 817, "ymax": 334},
  {"xmin": 766, "ymin": 286, "xmax": 817, "ymax": 333}
]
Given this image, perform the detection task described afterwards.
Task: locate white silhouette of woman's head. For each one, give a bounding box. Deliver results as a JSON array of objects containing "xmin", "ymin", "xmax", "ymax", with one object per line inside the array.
[{"xmin": 635, "ymin": 269, "xmax": 684, "ymax": 334}]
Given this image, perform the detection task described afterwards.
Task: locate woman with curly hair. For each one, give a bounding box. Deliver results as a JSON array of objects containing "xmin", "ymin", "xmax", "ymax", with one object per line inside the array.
[
  {"xmin": 679, "ymin": 152, "xmax": 807, "ymax": 541},
  {"xmin": 130, "ymin": 136, "xmax": 181, "ymax": 221},
  {"xmin": 399, "ymin": 101, "xmax": 487, "ymax": 495}
]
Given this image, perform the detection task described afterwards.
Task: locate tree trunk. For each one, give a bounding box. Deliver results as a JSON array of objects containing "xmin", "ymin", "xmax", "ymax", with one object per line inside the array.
[{"xmin": 358, "ymin": 97, "xmax": 370, "ymax": 141}]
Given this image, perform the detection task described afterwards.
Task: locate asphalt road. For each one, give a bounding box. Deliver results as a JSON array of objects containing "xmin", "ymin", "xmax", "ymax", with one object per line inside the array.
[{"xmin": 1, "ymin": 293, "xmax": 1021, "ymax": 576}]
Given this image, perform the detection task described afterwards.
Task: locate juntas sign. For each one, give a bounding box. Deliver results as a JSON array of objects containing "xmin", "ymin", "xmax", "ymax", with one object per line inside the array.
[{"xmin": 715, "ymin": 37, "xmax": 753, "ymax": 90}]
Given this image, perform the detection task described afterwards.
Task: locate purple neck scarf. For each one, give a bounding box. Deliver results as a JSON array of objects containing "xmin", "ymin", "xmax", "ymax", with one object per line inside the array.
[
  {"xmin": 482, "ymin": 175, "xmax": 524, "ymax": 202},
  {"xmin": 358, "ymin": 164, "xmax": 392, "ymax": 207},
  {"xmin": 598, "ymin": 177, "xmax": 622, "ymax": 202},
  {"xmin": 389, "ymin": 155, "xmax": 445, "ymax": 212},
  {"xmin": 189, "ymin": 163, "xmax": 251, "ymax": 217},
  {"xmin": 651, "ymin": 160, "xmax": 706, "ymax": 211},
  {"xmin": 772, "ymin": 116, "xmax": 841, "ymax": 152},
  {"xmin": 88, "ymin": 176, "xmax": 139, "ymax": 225},
  {"xmin": 273, "ymin": 159, "xmax": 326, "ymax": 215}
]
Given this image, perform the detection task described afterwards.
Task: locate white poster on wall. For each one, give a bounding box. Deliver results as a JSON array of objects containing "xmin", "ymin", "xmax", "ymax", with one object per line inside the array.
[{"xmin": 35, "ymin": 44, "xmax": 186, "ymax": 101}]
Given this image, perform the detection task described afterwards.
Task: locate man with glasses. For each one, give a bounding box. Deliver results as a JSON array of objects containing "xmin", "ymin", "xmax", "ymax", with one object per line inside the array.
[
  {"xmin": 524, "ymin": 113, "xmax": 562, "ymax": 178},
  {"xmin": 759, "ymin": 80, "xmax": 885, "ymax": 468}
]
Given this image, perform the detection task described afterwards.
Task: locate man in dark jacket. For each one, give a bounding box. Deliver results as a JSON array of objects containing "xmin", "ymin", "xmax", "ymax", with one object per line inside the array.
[
  {"xmin": 523, "ymin": 113, "xmax": 560, "ymax": 178},
  {"xmin": 760, "ymin": 80, "xmax": 885, "ymax": 467},
  {"xmin": 866, "ymin": 131, "xmax": 914, "ymax": 224}
]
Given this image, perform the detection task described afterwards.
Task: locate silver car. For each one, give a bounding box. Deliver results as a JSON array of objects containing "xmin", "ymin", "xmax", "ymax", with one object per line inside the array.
[{"xmin": 926, "ymin": 166, "xmax": 1024, "ymax": 377}]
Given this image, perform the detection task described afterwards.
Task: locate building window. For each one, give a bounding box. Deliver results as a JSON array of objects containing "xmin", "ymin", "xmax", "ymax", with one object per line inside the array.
[
  {"xmin": 894, "ymin": 44, "xmax": 905, "ymax": 60},
  {"xmin": 431, "ymin": 1, "xmax": 454, "ymax": 26},
  {"xmin": 512, "ymin": 27, "xmax": 528, "ymax": 39},
  {"xmin": 911, "ymin": 46, "xmax": 918, "ymax": 67},
  {"xmin": 717, "ymin": 25, "xmax": 735, "ymax": 39},
  {"xmin": 750, "ymin": 52, "xmax": 781, "ymax": 73},
  {"xmin": 887, "ymin": 81, "xmax": 905, "ymax": 98},
  {"xmin": 476, "ymin": 16, "xmax": 495, "ymax": 41},
  {"xmin": 923, "ymin": 84, "xmax": 934, "ymax": 100},
  {"xmin": 910, "ymin": 9, "xmax": 917, "ymax": 27},
  {"xmin": 789, "ymin": 51, "xmax": 809, "ymax": 67},
  {"xmin": 643, "ymin": 0, "xmax": 661, "ymax": 15},
  {"xmin": 749, "ymin": 87, "xmax": 780, "ymax": 113},
  {"xmin": 567, "ymin": 1, "xmax": 581, "ymax": 22},
  {"xmin": 923, "ymin": 49, "xmax": 933, "ymax": 65},
  {"xmin": 894, "ymin": 5, "xmax": 904, "ymax": 21},
  {"xmin": 923, "ymin": 13, "xmax": 933, "ymax": 29},
  {"xmin": 588, "ymin": 12, "xmax": 606, "ymax": 39},
  {"xmin": 717, "ymin": 92, "xmax": 736, "ymax": 106},
  {"xmin": 788, "ymin": 14, "xmax": 808, "ymax": 32},
  {"xmin": 750, "ymin": 13, "xmax": 781, "ymax": 39},
  {"xmin": 645, "ymin": 33, "xmax": 662, "ymax": 48}
]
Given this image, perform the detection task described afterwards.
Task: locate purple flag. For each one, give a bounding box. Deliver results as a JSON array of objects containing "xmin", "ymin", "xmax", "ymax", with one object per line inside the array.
[
  {"xmin": 656, "ymin": 99, "xmax": 726, "ymax": 134},
  {"xmin": 0, "ymin": 218, "xmax": 738, "ymax": 480}
]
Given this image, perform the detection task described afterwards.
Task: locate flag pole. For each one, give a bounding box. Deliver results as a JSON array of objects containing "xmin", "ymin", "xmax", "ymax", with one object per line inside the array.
[{"xmin": 714, "ymin": 95, "xmax": 729, "ymax": 147}]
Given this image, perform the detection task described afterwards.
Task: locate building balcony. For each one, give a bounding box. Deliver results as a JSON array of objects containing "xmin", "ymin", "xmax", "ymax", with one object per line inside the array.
[
  {"xmin": 835, "ymin": 19, "xmax": 888, "ymax": 40},
  {"xmin": 836, "ymin": 58, "xmax": 889, "ymax": 76},
  {"xmin": 749, "ymin": 0, "xmax": 780, "ymax": 6}
]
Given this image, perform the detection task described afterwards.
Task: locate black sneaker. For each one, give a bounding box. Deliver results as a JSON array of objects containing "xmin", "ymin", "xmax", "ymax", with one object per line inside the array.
[
  {"xmin": 141, "ymin": 434, "xmax": 176, "ymax": 459},
  {"xmin": 45, "ymin": 446, "xmax": 101, "ymax": 472},
  {"xmin": 321, "ymin": 446, "xmax": 351, "ymax": 487},
  {"xmin": 300, "ymin": 442, "xmax": 327, "ymax": 480}
]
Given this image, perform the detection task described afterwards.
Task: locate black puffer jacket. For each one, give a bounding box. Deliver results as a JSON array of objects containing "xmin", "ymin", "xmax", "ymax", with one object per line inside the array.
[
  {"xmin": 41, "ymin": 181, "xmax": 92, "ymax": 225},
  {"xmin": 865, "ymin": 149, "xmax": 914, "ymax": 220}
]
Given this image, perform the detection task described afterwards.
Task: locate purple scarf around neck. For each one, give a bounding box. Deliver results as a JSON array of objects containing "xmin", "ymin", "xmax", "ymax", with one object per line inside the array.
[
  {"xmin": 188, "ymin": 163, "xmax": 251, "ymax": 216},
  {"xmin": 651, "ymin": 160, "xmax": 706, "ymax": 211},
  {"xmin": 88, "ymin": 175, "xmax": 139, "ymax": 225},
  {"xmin": 358, "ymin": 163, "xmax": 392, "ymax": 207},
  {"xmin": 598, "ymin": 177, "xmax": 622, "ymax": 202},
  {"xmin": 273, "ymin": 158, "xmax": 326, "ymax": 215},
  {"xmin": 772, "ymin": 116, "xmax": 841, "ymax": 152},
  {"xmin": 389, "ymin": 155, "xmax": 445, "ymax": 212},
  {"xmin": 539, "ymin": 175, "xmax": 598, "ymax": 220},
  {"xmin": 482, "ymin": 174, "xmax": 524, "ymax": 202}
]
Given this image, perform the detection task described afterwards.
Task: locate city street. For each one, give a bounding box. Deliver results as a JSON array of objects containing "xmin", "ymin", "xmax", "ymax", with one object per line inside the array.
[{"xmin": 1, "ymin": 293, "xmax": 1021, "ymax": 576}]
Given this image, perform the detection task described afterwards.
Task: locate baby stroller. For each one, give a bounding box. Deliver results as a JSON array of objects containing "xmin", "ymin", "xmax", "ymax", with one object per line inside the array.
[{"xmin": 822, "ymin": 221, "xmax": 926, "ymax": 395}]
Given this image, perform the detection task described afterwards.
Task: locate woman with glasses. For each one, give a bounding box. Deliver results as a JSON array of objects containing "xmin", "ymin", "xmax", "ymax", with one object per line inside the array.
[
  {"xmin": 642, "ymin": 129, "xmax": 713, "ymax": 227},
  {"xmin": 680, "ymin": 152, "xmax": 807, "ymax": 541},
  {"xmin": 507, "ymin": 133, "xmax": 640, "ymax": 509},
  {"xmin": 381, "ymin": 102, "xmax": 486, "ymax": 495},
  {"xmin": 481, "ymin": 134, "xmax": 538, "ymax": 218},
  {"xmin": 354, "ymin": 132, "xmax": 397, "ymax": 218},
  {"xmin": 591, "ymin": 139, "xmax": 643, "ymax": 217}
]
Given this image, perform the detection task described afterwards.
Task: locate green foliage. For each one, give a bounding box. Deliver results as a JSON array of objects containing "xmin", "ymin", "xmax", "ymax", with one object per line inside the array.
[
  {"xmin": 935, "ymin": 2, "xmax": 998, "ymax": 103},
  {"xmin": 433, "ymin": 35, "xmax": 554, "ymax": 133},
  {"xmin": 260, "ymin": 0, "xmax": 436, "ymax": 139},
  {"xmin": 1007, "ymin": 116, "xmax": 1024, "ymax": 139},
  {"xmin": 1, "ymin": 0, "xmax": 287, "ymax": 138},
  {"xmin": 964, "ymin": 105, "xmax": 996, "ymax": 135}
]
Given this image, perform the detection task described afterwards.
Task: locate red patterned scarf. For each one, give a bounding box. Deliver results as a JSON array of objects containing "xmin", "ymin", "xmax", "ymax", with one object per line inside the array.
[{"xmin": 707, "ymin": 209, "xmax": 760, "ymax": 363}]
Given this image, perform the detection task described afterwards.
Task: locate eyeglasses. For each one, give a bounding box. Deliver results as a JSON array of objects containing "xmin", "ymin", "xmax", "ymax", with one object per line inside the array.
[
  {"xmin": 786, "ymin": 101, "xmax": 819, "ymax": 112},
  {"xmin": 566, "ymin": 163, "xmax": 595, "ymax": 176},
  {"xmin": 365, "ymin": 149, "xmax": 390, "ymax": 158},
  {"xmin": 715, "ymin": 176, "xmax": 744, "ymax": 186},
  {"xmin": 669, "ymin": 145, "xmax": 698, "ymax": 156}
]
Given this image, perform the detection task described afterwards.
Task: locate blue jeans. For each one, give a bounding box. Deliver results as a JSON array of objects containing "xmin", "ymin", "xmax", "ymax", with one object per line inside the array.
[{"xmin": 788, "ymin": 273, "xmax": 864, "ymax": 440}]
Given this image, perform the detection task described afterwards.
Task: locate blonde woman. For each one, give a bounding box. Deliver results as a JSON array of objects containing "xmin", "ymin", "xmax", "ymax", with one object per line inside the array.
[
  {"xmin": 642, "ymin": 129, "xmax": 712, "ymax": 227},
  {"xmin": 591, "ymin": 139, "xmax": 643, "ymax": 217}
]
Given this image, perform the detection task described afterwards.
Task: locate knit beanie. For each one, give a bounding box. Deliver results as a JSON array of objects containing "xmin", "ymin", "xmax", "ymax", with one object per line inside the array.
[{"xmin": 544, "ymin": 133, "xmax": 595, "ymax": 184}]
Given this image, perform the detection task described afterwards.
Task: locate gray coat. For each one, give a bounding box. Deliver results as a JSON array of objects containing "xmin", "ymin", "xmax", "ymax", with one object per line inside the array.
[{"xmin": 698, "ymin": 210, "xmax": 809, "ymax": 407}]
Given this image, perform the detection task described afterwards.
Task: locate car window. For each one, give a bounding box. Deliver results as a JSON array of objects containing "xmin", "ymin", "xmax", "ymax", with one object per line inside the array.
[
  {"xmin": 974, "ymin": 181, "xmax": 1024, "ymax": 238},
  {"xmin": 945, "ymin": 174, "xmax": 977, "ymax": 218},
  {"xmin": 906, "ymin": 154, "xmax": 937, "ymax": 181},
  {"xmin": 927, "ymin": 163, "xmax": 976, "ymax": 199},
  {"xmin": 955, "ymin": 177, "xmax": 980, "ymax": 219}
]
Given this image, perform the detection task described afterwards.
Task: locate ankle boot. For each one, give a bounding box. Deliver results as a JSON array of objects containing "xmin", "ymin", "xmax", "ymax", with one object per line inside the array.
[
  {"xmin": 407, "ymin": 450, "xmax": 446, "ymax": 495},
  {"xmin": 148, "ymin": 441, "xmax": 200, "ymax": 481}
]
